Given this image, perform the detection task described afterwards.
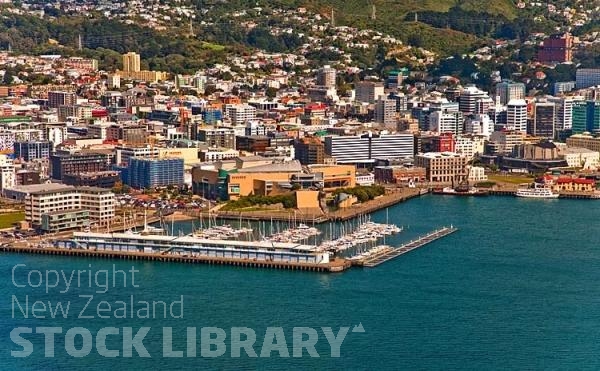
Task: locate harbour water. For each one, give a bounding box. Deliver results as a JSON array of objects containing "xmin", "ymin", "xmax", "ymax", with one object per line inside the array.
[{"xmin": 3, "ymin": 195, "xmax": 600, "ymax": 369}]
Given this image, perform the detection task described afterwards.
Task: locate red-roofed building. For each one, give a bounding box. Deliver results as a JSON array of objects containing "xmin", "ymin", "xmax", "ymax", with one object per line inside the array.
[
  {"xmin": 304, "ymin": 103, "xmax": 327, "ymax": 117},
  {"xmin": 553, "ymin": 177, "xmax": 595, "ymax": 192}
]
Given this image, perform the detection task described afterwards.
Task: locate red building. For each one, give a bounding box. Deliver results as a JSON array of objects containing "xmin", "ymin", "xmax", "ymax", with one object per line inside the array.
[
  {"xmin": 432, "ymin": 133, "xmax": 455, "ymax": 152},
  {"xmin": 537, "ymin": 33, "xmax": 572, "ymax": 63}
]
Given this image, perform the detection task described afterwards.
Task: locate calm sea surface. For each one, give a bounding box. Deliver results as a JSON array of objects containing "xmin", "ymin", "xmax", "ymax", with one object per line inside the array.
[{"xmin": 2, "ymin": 195, "xmax": 600, "ymax": 370}]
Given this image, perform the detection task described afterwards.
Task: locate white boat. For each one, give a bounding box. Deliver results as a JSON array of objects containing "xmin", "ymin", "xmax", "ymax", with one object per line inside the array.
[{"xmin": 515, "ymin": 183, "xmax": 559, "ymax": 199}]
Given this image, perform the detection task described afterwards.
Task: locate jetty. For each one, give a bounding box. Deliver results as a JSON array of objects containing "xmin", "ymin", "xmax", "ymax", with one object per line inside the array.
[
  {"xmin": 357, "ymin": 226, "xmax": 458, "ymax": 267},
  {"xmin": 0, "ymin": 244, "xmax": 351, "ymax": 273}
]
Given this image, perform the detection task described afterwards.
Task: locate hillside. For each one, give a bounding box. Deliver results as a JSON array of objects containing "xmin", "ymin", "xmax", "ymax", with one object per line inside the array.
[
  {"xmin": 303, "ymin": 0, "xmax": 517, "ymax": 20},
  {"xmin": 296, "ymin": 0, "xmax": 517, "ymax": 54}
]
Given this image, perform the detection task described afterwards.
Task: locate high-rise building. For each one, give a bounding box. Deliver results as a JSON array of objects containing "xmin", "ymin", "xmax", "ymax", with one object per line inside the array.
[
  {"xmin": 107, "ymin": 74, "xmax": 121, "ymax": 89},
  {"xmin": 495, "ymin": 81, "xmax": 526, "ymax": 105},
  {"xmin": 324, "ymin": 133, "xmax": 414, "ymax": 164},
  {"xmin": 122, "ymin": 52, "xmax": 141, "ymax": 72},
  {"xmin": 465, "ymin": 114, "xmax": 494, "ymax": 138},
  {"xmin": 572, "ymin": 101, "xmax": 600, "ymax": 135},
  {"xmin": 389, "ymin": 93, "xmax": 407, "ymax": 112},
  {"xmin": 294, "ymin": 137, "xmax": 325, "ymax": 165},
  {"xmin": 475, "ymin": 97, "xmax": 495, "ymax": 115},
  {"xmin": 537, "ymin": 33, "xmax": 573, "ymax": 64},
  {"xmin": 316, "ymin": 65, "xmax": 336, "ymax": 88},
  {"xmin": 488, "ymin": 131, "xmax": 526, "ymax": 155},
  {"xmin": 127, "ymin": 158, "xmax": 184, "ymax": 189},
  {"xmin": 428, "ymin": 111, "xmax": 463, "ymax": 135},
  {"xmin": 374, "ymin": 96, "xmax": 396, "ymax": 126},
  {"xmin": 14, "ymin": 141, "xmax": 52, "ymax": 161},
  {"xmin": 0, "ymin": 154, "xmax": 15, "ymax": 192},
  {"xmin": 47, "ymin": 91, "xmax": 76, "ymax": 108},
  {"xmin": 198, "ymin": 128, "xmax": 236, "ymax": 149},
  {"xmin": 459, "ymin": 86, "xmax": 489, "ymax": 114},
  {"xmin": 576, "ymin": 69, "xmax": 600, "ymax": 89},
  {"xmin": 532, "ymin": 102, "xmax": 556, "ymax": 138},
  {"xmin": 49, "ymin": 151, "xmax": 111, "ymax": 180},
  {"xmin": 548, "ymin": 96, "xmax": 581, "ymax": 131},
  {"xmin": 355, "ymin": 81, "xmax": 385, "ymax": 104},
  {"xmin": 506, "ymin": 99, "xmax": 528, "ymax": 132},
  {"xmin": 226, "ymin": 104, "xmax": 257, "ymax": 125}
]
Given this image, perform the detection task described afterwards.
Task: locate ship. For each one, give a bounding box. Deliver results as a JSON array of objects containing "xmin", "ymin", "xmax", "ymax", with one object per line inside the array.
[
  {"xmin": 432, "ymin": 178, "xmax": 489, "ymax": 196},
  {"xmin": 515, "ymin": 183, "xmax": 559, "ymax": 199}
]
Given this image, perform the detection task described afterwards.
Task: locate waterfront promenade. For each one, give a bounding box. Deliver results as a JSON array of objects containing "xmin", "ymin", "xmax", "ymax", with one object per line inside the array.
[{"xmin": 186, "ymin": 187, "xmax": 425, "ymax": 224}]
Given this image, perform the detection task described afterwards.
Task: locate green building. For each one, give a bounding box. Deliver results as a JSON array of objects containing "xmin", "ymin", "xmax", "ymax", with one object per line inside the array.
[{"xmin": 572, "ymin": 101, "xmax": 600, "ymax": 134}]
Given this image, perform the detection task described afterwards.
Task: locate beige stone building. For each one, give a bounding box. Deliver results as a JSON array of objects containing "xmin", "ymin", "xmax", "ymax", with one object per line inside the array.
[{"xmin": 414, "ymin": 152, "xmax": 469, "ymax": 184}]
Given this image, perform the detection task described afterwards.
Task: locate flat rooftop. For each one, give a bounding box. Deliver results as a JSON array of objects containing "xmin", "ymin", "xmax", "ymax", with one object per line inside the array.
[{"xmin": 74, "ymin": 232, "xmax": 318, "ymax": 252}]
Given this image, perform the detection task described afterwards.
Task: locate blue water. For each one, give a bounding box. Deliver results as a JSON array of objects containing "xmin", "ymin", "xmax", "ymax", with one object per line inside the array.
[{"xmin": 2, "ymin": 195, "xmax": 600, "ymax": 369}]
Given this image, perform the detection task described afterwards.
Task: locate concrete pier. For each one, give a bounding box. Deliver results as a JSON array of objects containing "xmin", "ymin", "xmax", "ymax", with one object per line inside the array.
[
  {"xmin": 358, "ymin": 226, "xmax": 458, "ymax": 267},
  {"xmin": 0, "ymin": 245, "xmax": 351, "ymax": 273}
]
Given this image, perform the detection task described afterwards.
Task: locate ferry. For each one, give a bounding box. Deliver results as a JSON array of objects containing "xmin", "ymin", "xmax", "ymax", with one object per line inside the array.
[{"xmin": 515, "ymin": 183, "xmax": 559, "ymax": 199}]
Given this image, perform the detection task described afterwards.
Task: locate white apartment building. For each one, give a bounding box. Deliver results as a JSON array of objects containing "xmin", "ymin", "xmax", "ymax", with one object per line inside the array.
[
  {"xmin": 24, "ymin": 184, "xmax": 115, "ymax": 228},
  {"xmin": 226, "ymin": 104, "xmax": 257, "ymax": 125},
  {"xmin": 200, "ymin": 148, "xmax": 240, "ymax": 162},
  {"xmin": 429, "ymin": 111, "xmax": 463, "ymax": 135},
  {"xmin": 548, "ymin": 96, "xmax": 584, "ymax": 131},
  {"xmin": 465, "ymin": 114, "xmax": 494, "ymax": 137},
  {"xmin": 79, "ymin": 187, "xmax": 116, "ymax": 223},
  {"xmin": 459, "ymin": 86, "xmax": 489, "ymax": 114},
  {"xmin": 46, "ymin": 126, "xmax": 67, "ymax": 149},
  {"xmin": 115, "ymin": 146, "xmax": 160, "ymax": 165},
  {"xmin": 455, "ymin": 136, "xmax": 486, "ymax": 160},
  {"xmin": 0, "ymin": 154, "xmax": 15, "ymax": 192},
  {"xmin": 506, "ymin": 99, "xmax": 527, "ymax": 132}
]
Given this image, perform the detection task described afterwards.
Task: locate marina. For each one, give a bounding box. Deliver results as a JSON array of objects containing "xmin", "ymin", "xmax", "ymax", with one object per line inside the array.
[
  {"xmin": 264, "ymin": 223, "xmax": 321, "ymax": 243},
  {"xmin": 1, "ymin": 210, "xmax": 430, "ymax": 273},
  {"xmin": 357, "ymin": 226, "xmax": 458, "ymax": 267},
  {"xmin": 318, "ymin": 220, "xmax": 402, "ymax": 252},
  {"xmin": 191, "ymin": 224, "xmax": 254, "ymax": 240}
]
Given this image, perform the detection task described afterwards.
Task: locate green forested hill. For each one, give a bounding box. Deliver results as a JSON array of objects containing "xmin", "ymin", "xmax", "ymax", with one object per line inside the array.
[{"xmin": 0, "ymin": 0, "xmax": 523, "ymax": 73}]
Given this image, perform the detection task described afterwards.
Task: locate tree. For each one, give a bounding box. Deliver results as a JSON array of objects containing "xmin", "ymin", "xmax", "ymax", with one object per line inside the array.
[
  {"xmin": 407, "ymin": 34, "xmax": 423, "ymax": 48},
  {"xmin": 265, "ymin": 87, "xmax": 277, "ymax": 98},
  {"xmin": 2, "ymin": 70, "xmax": 14, "ymax": 85}
]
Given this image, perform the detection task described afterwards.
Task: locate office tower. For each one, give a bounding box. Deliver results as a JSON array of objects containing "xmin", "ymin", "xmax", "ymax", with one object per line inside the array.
[
  {"xmin": 506, "ymin": 99, "xmax": 527, "ymax": 132},
  {"xmin": 374, "ymin": 96, "xmax": 396, "ymax": 126},
  {"xmin": 355, "ymin": 81, "xmax": 385, "ymax": 104},
  {"xmin": 532, "ymin": 102, "xmax": 556, "ymax": 138},
  {"xmin": 48, "ymin": 91, "xmax": 76, "ymax": 108},
  {"xmin": 496, "ymin": 81, "xmax": 526, "ymax": 105},
  {"xmin": 316, "ymin": 65, "xmax": 336, "ymax": 88},
  {"xmin": 122, "ymin": 52, "xmax": 141, "ymax": 73}
]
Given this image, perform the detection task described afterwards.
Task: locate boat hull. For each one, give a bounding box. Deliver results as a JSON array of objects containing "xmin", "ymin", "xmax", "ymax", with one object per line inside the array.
[
  {"xmin": 515, "ymin": 193, "xmax": 559, "ymax": 199},
  {"xmin": 432, "ymin": 188, "xmax": 489, "ymax": 196}
]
